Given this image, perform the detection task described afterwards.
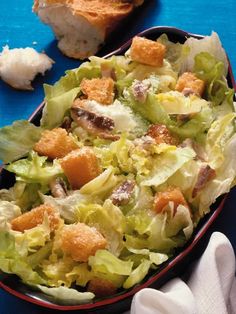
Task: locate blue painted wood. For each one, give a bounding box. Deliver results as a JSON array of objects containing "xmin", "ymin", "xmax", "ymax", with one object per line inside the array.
[{"xmin": 0, "ymin": 1, "xmax": 236, "ymax": 312}]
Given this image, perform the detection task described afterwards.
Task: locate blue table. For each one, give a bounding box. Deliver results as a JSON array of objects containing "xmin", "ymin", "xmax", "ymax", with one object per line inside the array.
[{"xmin": 0, "ymin": 1, "xmax": 236, "ymax": 313}]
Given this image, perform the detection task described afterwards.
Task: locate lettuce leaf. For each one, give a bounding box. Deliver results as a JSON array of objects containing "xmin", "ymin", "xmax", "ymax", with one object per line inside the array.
[
  {"xmin": 194, "ymin": 52, "xmax": 234, "ymax": 106},
  {"xmin": 36, "ymin": 285, "xmax": 95, "ymax": 304},
  {"xmin": 157, "ymin": 33, "xmax": 190, "ymax": 73},
  {"xmin": 0, "ymin": 231, "xmax": 45, "ymax": 284},
  {"xmin": 89, "ymin": 250, "xmax": 133, "ymax": 276},
  {"xmin": 142, "ymin": 147, "xmax": 196, "ymax": 187},
  {"xmin": 80, "ymin": 166, "xmax": 118, "ymax": 198},
  {"xmin": 198, "ymin": 133, "xmax": 236, "ymax": 216},
  {"xmin": 0, "ymin": 200, "xmax": 21, "ymax": 229},
  {"xmin": 156, "ymin": 92, "xmax": 207, "ymax": 115},
  {"xmin": 41, "ymin": 190, "xmax": 89, "ymax": 223},
  {"xmin": 182, "ymin": 31, "xmax": 228, "ymax": 75},
  {"xmin": 0, "ymin": 121, "xmax": 42, "ymax": 164},
  {"xmin": 7, "ymin": 151, "xmax": 62, "ymax": 184},
  {"xmin": 123, "ymin": 259, "xmax": 151, "ymax": 289},
  {"xmin": 41, "ymin": 87, "xmax": 80, "ymax": 129},
  {"xmin": 206, "ymin": 113, "xmax": 236, "ymax": 169}
]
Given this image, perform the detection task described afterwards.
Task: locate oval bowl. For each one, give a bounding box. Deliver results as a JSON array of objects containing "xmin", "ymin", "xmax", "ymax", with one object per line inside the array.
[{"xmin": 0, "ymin": 26, "xmax": 235, "ymax": 313}]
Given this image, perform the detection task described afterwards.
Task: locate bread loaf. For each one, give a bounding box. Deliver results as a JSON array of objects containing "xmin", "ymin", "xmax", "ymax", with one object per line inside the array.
[{"xmin": 33, "ymin": 0, "xmax": 144, "ymax": 59}]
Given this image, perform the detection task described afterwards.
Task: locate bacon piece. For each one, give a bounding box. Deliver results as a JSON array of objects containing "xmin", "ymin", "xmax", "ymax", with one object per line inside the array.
[
  {"xmin": 147, "ymin": 124, "xmax": 179, "ymax": 145},
  {"xmin": 50, "ymin": 177, "xmax": 67, "ymax": 198},
  {"xmin": 60, "ymin": 116, "xmax": 72, "ymax": 131},
  {"xmin": 132, "ymin": 80, "xmax": 150, "ymax": 103},
  {"xmin": 111, "ymin": 180, "xmax": 135, "ymax": 206},
  {"xmin": 71, "ymin": 99, "xmax": 119, "ymax": 141},
  {"xmin": 192, "ymin": 165, "xmax": 216, "ymax": 198}
]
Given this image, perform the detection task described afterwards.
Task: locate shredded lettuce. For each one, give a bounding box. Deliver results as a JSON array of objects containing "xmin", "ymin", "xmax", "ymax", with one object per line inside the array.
[{"xmin": 7, "ymin": 151, "xmax": 63, "ymax": 184}]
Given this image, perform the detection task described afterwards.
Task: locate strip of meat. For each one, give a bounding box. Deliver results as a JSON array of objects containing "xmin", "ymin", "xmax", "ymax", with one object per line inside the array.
[
  {"xmin": 192, "ymin": 165, "xmax": 216, "ymax": 198},
  {"xmin": 132, "ymin": 80, "xmax": 150, "ymax": 103},
  {"xmin": 111, "ymin": 180, "xmax": 135, "ymax": 206},
  {"xmin": 71, "ymin": 102, "xmax": 119, "ymax": 141},
  {"xmin": 50, "ymin": 177, "xmax": 67, "ymax": 198}
]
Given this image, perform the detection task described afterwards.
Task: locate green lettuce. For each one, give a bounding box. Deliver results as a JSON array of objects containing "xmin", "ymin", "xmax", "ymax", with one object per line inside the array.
[
  {"xmin": 156, "ymin": 91, "xmax": 208, "ymax": 115},
  {"xmin": 142, "ymin": 146, "xmax": 196, "ymax": 187},
  {"xmin": 41, "ymin": 190, "xmax": 90, "ymax": 223},
  {"xmin": 157, "ymin": 33, "xmax": 190, "ymax": 73},
  {"xmin": 206, "ymin": 112, "xmax": 236, "ymax": 169},
  {"xmin": 7, "ymin": 151, "xmax": 63, "ymax": 184},
  {"xmin": 89, "ymin": 250, "xmax": 133, "ymax": 276},
  {"xmin": 0, "ymin": 231, "xmax": 45, "ymax": 285},
  {"xmin": 123, "ymin": 259, "xmax": 151, "ymax": 289},
  {"xmin": 80, "ymin": 166, "xmax": 118, "ymax": 198},
  {"xmin": 0, "ymin": 121, "xmax": 42, "ymax": 164},
  {"xmin": 198, "ymin": 133, "xmax": 236, "ymax": 216},
  {"xmin": 0, "ymin": 200, "xmax": 21, "ymax": 230},
  {"xmin": 194, "ymin": 52, "xmax": 234, "ymax": 106},
  {"xmin": 182, "ymin": 31, "xmax": 228, "ymax": 75},
  {"xmin": 36, "ymin": 285, "xmax": 95, "ymax": 304}
]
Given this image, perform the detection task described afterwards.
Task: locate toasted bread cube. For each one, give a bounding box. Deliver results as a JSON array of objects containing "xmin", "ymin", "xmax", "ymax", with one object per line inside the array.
[
  {"xmin": 130, "ymin": 36, "xmax": 166, "ymax": 67},
  {"xmin": 60, "ymin": 147, "xmax": 100, "ymax": 189},
  {"xmin": 153, "ymin": 187, "xmax": 188, "ymax": 214},
  {"xmin": 34, "ymin": 128, "xmax": 78, "ymax": 159},
  {"xmin": 175, "ymin": 72, "xmax": 205, "ymax": 97},
  {"xmin": 80, "ymin": 77, "xmax": 114, "ymax": 105},
  {"xmin": 147, "ymin": 124, "xmax": 178, "ymax": 146},
  {"xmin": 61, "ymin": 223, "xmax": 107, "ymax": 262},
  {"xmin": 87, "ymin": 277, "xmax": 117, "ymax": 297},
  {"xmin": 11, "ymin": 204, "xmax": 60, "ymax": 232}
]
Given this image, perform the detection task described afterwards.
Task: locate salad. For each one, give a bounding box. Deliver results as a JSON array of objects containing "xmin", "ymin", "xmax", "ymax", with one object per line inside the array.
[{"xmin": 0, "ymin": 32, "xmax": 235, "ymax": 304}]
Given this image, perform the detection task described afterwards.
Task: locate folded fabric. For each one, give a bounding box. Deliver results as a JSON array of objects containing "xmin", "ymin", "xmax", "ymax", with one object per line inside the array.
[{"xmin": 129, "ymin": 232, "xmax": 236, "ymax": 314}]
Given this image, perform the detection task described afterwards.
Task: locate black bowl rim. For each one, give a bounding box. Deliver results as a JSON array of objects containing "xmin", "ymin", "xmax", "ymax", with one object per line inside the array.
[{"xmin": 0, "ymin": 25, "xmax": 235, "ymax": 311}]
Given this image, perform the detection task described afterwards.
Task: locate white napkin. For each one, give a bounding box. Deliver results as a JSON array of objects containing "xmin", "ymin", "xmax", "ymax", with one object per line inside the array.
[{"xmin": 129, "ymin": 232, "xmax": 236, "ymax": 314}]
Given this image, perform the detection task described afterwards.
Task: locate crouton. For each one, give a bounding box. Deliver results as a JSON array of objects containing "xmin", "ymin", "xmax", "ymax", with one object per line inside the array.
[
  {"xmin": 147, "ymin": 124, "xmax": 179, "ymax": 146},
  {"xmin": 153, "ymin": 187, "xmax": 189, "ymax": 214},
  {"xmin": 80, "ymin": 77, "xmax": 114, "ymax": 105},
  {"xmin": 130, "ymin": 36, "xmax": 166, "ymax": 67},
  {"xmin": 87, "ymin": 277, "xmax": 117, "ymax": 297},
  {"xmin": 34, "ymin": 128, "xmax": 78, "ymax": 159},
  {"xmin": 11, "ymin": 204, "xmax": 60, "ymax": 232},
  {"xmin": 175, "ymin": 72, "xmax": 205, "ymax": 97},
  {"xmin": 60, "ymin": 147, "xmax": 100, "ymax": 189},
  {"xmin": 61, "ymin": 223, "xmax": 107, "ymax": 262}
]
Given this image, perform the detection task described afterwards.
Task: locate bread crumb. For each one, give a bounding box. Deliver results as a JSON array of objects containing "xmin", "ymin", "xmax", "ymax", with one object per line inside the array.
[{"xmin": 0, "ymin": 46, "xmax": 54, "ymax": 90}]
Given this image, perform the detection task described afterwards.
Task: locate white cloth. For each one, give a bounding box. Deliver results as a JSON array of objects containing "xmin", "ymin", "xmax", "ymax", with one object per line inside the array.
[{"xmin": 130, "ymin": 232, "xmax": 236, "ymax": 314}]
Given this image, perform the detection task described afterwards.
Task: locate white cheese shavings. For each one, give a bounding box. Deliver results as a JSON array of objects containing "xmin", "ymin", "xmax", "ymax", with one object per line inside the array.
[
  {"xmin": 84, "ymin": 99, "xmax": 141, "ymax": 133},
  {"xmin": 0, "ymin": 46, "xmax": 54, "ymax": 90}
]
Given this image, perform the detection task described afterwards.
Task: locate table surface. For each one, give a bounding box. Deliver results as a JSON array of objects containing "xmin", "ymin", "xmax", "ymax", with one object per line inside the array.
[{"xmin": 0, "ymin": 0, "xmax": 236, "ymax": 313}]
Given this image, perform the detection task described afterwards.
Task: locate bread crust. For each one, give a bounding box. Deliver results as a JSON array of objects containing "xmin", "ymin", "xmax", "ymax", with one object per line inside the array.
[{"xmin": 34, "ymin": 0, "xmax": 135, "ymax": 37}]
